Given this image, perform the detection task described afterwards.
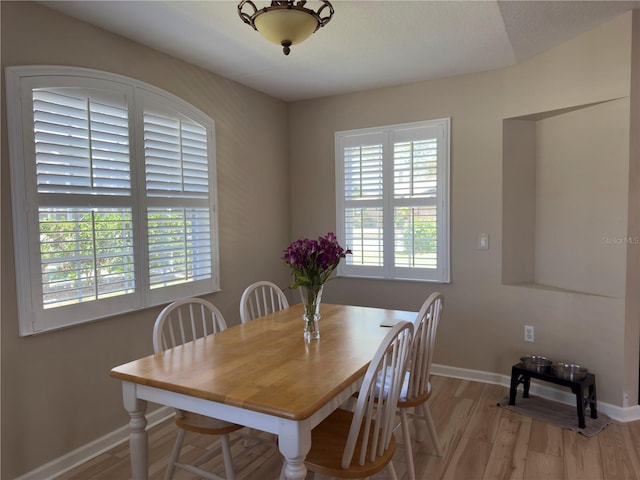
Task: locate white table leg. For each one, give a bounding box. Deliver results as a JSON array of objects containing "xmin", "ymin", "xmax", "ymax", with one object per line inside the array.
[
  {"xmin": 278, "ymin": 420, "xmax": 311, "ymax": 480},
  {"xmin": 122, "ymin": 382, "xmax": 149, "ymax": 480}
]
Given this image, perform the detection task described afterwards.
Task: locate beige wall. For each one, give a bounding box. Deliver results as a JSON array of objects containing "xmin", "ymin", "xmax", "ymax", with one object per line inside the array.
[
  {"xmin": 289, "ymin": 10, "xmax": 637, "ymax": 414},
  {"xmin": 0, "ymin": 2, "xmax": 292, "ymax": 478},
  {"xmin": 625, "ymin": 10, "xmax": 640, "ymax": 409},
  {"xmin": 535, "ymin": 99, "xmax": 629, "ymax": 296}
]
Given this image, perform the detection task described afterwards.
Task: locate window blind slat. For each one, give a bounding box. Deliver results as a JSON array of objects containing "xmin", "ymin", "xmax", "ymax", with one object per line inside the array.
[
  {"xmin": 39, "ymin": 207, "xmax": 135, "ymax": 308},
  {"xmin": 147, "ymin": 208, "xmax": 212, "ymax": 289},
  {"xmin": 344, "ymin": 207, "xmax": 384, "ymax": 267},
  {"xmin": 344, "ymin": 144, "xmax": 383, "ymax": 200},
  {"xmin": 394, "ymin": 206, "xmax": 438, "ymax": 269},
  {"xmin": 144, "ymin": 112, "xmax": 209, "ymax": 199},
  {"xmin": 33, "ymin": 88, "xmax": 131, "ymax": 196},
  {"xmin": 394, "ymin": 139, "xmax": 438, "ymax": 199}
]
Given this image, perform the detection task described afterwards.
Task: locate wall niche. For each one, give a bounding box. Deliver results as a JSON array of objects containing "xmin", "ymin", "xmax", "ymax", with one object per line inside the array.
[{"xmin": 502, "ymin": 98, "xmax": 629, "ymax": 297}]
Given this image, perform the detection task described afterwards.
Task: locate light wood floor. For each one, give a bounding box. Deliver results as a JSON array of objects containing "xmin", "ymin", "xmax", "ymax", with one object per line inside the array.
[{"xmin": 55, "ymin": 376, "xmax": 640, "ymax": 480}]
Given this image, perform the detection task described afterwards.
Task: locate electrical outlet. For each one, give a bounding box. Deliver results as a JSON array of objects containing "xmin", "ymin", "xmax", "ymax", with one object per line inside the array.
[{"xmin": 524, "ymin": 325, "xmax": 534, "ymax": 343}]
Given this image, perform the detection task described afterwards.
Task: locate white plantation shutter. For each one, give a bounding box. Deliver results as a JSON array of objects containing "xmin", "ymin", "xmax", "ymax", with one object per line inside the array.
[
  {"xmin": 6, "ymin": 66, "xmax": 219, "ymax": 335},
  {"xmin": 141, "ymin": 94, "xmax": 217, "ymax": 300},
  {"xmin": 345, "ymin": 207, "xmax": 384, "ymax": 266},
  {"xmin": 336, "ymin": 119, "xmax": 450, "ymax": 282},
  {"xmin": 393, "ymin": 138, "xmax": 438, "ymax": 199},
  {"xmin": 32, "ymin": 88, "xmax": 137, "ymax": 316},
  {"xmin": 342, "ymin": 134, "xmax": 385, "ymax": 270},
  {"xmin": 393, "ymin": 128, "xmax": 440, "ymax": 274},
  {"xmin": 147, "ymin": 208, "xmax": 212, "ymax": 288},
  {"xmin": 393, "ymin": 206, "xmax": 438, "ymax": 269},
  {"xmin": 33, "ymin": 89, "xmax": 131, "ymax": 195},
  {"xmin": 144, "ymin": 113, "xmax": 210, "ymax": 198},
  {"xmin": 39, "ymin": 207, "xmax": 135, "ymax": 308},
  {"xmin": 344, "ymin": 143, "xmax": 383, "ymax": 200}
]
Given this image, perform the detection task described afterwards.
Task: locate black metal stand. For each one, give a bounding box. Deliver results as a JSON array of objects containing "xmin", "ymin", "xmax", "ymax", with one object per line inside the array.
[{"xmin": 508, "ymin": 363, "xmax": 597, "ymax": 429}]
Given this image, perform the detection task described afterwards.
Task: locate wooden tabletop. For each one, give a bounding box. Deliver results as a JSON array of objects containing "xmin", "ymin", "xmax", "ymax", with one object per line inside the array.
[{"xmin": 110, "ymin": 303, "xmax": 416, "ymax": 420}]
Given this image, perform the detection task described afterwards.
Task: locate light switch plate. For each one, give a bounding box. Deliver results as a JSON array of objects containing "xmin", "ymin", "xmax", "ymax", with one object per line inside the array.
[{"xmin": 478, "ymin": 233, "xmax": 489, "ymax": 249}]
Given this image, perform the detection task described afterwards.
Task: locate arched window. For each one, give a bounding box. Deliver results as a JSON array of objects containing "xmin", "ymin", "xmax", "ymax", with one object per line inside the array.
[{"xmin": 6, "ymin": 66, "xmax": 219, "ymax": 335}]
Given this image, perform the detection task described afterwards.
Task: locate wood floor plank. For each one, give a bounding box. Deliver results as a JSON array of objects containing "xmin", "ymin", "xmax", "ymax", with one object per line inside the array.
[
  {"xmin": 523, "ymin": 451, "xmax": 564, "ymax": 480},
  {"xmin": 54, "ymin": 454, "xmax": 124, "ymax": 480},
  {"xmin": 431, "ymin": 375, "xmax": 464, "ymax": 403},
  {"xmin": 414, "ymin": 393, "xmax": 483, "ymax": 480},
  {"xmin": 528, "ymin": 419, "xmax": 563, "ymax": 457},
  {"xmin": 463, "ymin": 383, "xmax": 506, "ymax": 443},
  {"xmin": 441, "ymin": 437, "xmax": 493, "ymax": 480},
  {"xmin": 482, "ymin": 411, "xmax": 531, "ymax": 480},
  {"xmin": 628, "ymin": 420, "xmax": 640, "ymax": 468},
  {"xmin": 431, "ymin": 395, "xmax": 476, "ymax": 456},
  {"xmin": 563, "ymin": 428, "xmax": 604, "ymax": 480},
  {"xmin": 51, "ymin": 377, "xmax": 640, "ymax": 480},
  {"xmin": 454, "ymin": 378, "xmax": 488, "ymax": 400},
  {"xmin": 597, "ymin": 422, "xmax": 640, "ymax": 480}
]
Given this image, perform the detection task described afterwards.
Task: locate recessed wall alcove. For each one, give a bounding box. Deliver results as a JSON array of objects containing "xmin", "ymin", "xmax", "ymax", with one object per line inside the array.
[{"xmin": 502, "ymin": 97, "xmax": 630, "ymax": 297}]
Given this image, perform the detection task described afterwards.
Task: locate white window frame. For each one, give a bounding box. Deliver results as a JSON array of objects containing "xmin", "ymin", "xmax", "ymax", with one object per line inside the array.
[
  {"xmin": 335, "ymin": 119, "xmax": 450, "ymax": 283},
  {"xmin": 6, "ymin": 66, "xmax": 220, "ymax": 336}
]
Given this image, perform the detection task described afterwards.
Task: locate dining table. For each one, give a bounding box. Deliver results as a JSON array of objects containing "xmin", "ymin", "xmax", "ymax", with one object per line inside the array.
[{"xmin": 110, "ymin": 302, "xmax": 417, "ymax": 480}]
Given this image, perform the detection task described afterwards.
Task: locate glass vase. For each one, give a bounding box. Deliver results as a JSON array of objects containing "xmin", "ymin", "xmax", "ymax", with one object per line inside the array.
[{"xmin": 300, "ymin": 284, "xmax": 324, "ymax": 341}]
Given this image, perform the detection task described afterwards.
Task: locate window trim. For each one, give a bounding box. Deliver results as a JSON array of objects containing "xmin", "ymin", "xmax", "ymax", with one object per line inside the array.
[
  {"xmin": 5, "ymin": 66, "xmax": 220, "ymax": 336},
  {"xmin": 335, "ymin": 118, "xmax": 450, "ymax": 283}
]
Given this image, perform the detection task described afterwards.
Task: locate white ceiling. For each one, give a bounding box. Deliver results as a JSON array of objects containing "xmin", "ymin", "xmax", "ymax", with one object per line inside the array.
[{"xmin": 40, "ymin": 0, "xmax": 640, "ymax": 102}]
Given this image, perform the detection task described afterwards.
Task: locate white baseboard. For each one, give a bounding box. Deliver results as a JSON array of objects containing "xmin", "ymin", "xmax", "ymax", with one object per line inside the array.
[
  {"xmin": 431, "ymin": 363, "xmax": 640, "ymax": 423},
  {"xmin": 15, "ymin": 366, "xmax": 640, "ymax": 480},
  {"xmin": 14, "ymin": 406, "xmax": 173, "ymax": 480}
]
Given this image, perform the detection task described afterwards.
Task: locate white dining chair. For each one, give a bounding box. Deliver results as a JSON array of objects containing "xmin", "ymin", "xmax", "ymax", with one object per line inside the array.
[
  {"xmin": 239, "ymin": 280, "xmax": 289, "ymax": 323},
  {"xmin": 238, "ymin": 280, "xmax": 290, "ymax": 447},
  {"xmin": 153, "ymin": 297, "xmax": 243, "ymax": 480},
  {"xmin": 397, "ymin": 292, "xmax": 445, "ymax": 480},
  {"xmin": 280, "ymin": 320, "xmax": 414, "ymax": 480}
]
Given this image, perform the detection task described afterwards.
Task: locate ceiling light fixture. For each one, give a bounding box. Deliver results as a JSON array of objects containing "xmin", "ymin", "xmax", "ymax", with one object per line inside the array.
[{"xmin": 238, "ymin": 0, "xmax": 334, "ymax": 55}]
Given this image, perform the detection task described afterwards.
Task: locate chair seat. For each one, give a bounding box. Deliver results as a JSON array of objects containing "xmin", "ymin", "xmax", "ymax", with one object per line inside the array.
[
  {"xmin": 398, "ymin": 380, "xmax": 432, "ymax": 408},
  {"xmin": 305, "ymin": 408, "xmax": 396, "ymax": 478},
  {"xmin": 375, "ymin": 369, "xmax": 432, "ymax": 405},
  {"xmin": 175, "ymin": 411, "xmax": 244, "ymax": 436}
]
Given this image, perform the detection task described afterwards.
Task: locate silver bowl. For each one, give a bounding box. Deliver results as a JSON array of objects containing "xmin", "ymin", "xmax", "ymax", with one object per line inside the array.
[
  {"xmin": 520, "ymin": 355, "xmax": 552, "ymax": 373},
  {"xmin": 551, "ymin": 362, "xmax": 588, "ymax": 381}
]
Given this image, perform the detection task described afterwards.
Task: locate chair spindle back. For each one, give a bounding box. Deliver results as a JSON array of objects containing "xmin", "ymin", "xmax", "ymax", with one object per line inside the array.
[
  {"xmin": 240, "ymin": 281, "xmax": 289, "ymax": 323},
  {"xmin": 153, "ymin": 297, "xmax": 227, "ymax": 353},
  {"xmin": 406, "ymin": 292, "xmax": 443, "ymax": 401},
  {"xmin": 343, "ymin": 321, "xmax": 414, "ymax": 468}
]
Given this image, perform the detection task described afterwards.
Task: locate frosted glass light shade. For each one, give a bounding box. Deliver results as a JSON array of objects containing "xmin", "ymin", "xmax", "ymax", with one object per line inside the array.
[
  {"xmin": 238, "ymin": 0, "xmax": 334, "ymax": 55},
  {"xmin": 254, "ymin": 8, "xmax": 319, "ymax": 47}
]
